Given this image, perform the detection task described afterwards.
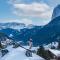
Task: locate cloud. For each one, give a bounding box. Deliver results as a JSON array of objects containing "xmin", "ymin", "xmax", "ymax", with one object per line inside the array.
[
  {"xmin": 0, "ymin": 19, "xmax": 21, "ymax": 23},
  {"xmin": 7, "ymin": 0, "xmax": 53, "ymax": 26},
  {"xmin": 0, "ymin": 18, "xmax": 33, "ymax": 25},
  {"xmin": 21, "ymin": 18, "xmax": 33, "ymax": 25},
  {"xmin": 43, "ymin": 0, "xmax": 60, "ymax": 7},
  {"xmin": 13, "ymin": 3, "xmax": 52, "ymax": 19}
]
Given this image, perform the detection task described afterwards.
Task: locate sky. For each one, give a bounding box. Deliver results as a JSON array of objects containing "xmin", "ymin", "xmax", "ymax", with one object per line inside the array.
[{"xmin": 0, "ymin": 0, "xmax": 60, "ymax": 26}]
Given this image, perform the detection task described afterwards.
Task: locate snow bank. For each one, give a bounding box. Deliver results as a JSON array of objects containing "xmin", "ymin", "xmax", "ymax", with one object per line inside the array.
[{"xmin": 44, "ymin": 42, "xmax": 58, "ymax": 50}]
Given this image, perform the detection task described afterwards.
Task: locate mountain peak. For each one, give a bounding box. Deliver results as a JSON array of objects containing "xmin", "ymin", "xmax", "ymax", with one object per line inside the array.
[
  {"xmin": 52, "ymin": 4, "xmax": 60, "ymax": 19},
  {"xmin": 56, "ymin": 4, "xmax": 60, "ymax": 8}
]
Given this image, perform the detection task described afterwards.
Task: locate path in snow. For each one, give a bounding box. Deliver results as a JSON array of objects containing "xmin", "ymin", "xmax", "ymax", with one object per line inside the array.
[{"xmin": 0, "ymin": 46, "xmax": 45, "ymax": 60}]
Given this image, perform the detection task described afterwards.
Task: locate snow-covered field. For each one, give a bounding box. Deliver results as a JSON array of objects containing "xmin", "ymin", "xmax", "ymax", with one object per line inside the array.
[{"xmin": 0, "ymin": 46, "xmax": 45, "ymax": 60}]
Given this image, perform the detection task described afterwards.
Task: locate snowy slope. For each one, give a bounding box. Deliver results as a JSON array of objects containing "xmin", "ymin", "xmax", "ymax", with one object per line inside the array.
[{"xmin": 1, "ymin": 46, "xmax": 45, "ymax": 60}]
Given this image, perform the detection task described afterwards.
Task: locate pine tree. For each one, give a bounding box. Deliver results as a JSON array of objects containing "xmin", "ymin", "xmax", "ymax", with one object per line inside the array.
[
  {"xmin": 0, "ymin": 41, "xmax": 3, "ymax": 49},
  {"xmin": 58, "ymin": 41, "xmax": 60, "ymax": 49}
]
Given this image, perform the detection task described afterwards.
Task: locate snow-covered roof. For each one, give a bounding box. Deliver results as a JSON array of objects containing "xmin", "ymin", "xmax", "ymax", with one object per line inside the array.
[
  {"xmin": 0, "ymin": 46, "xmax": 45, "ymax": 60},
  {"xmin": 49, "ymin": 49, "xmax": 60, "ymax": 57}
]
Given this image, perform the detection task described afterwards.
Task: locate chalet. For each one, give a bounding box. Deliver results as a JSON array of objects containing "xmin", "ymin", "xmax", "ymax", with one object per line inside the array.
[{"xmin": 48, "ymin": 49, "xmax": 60, "ymax": 60}]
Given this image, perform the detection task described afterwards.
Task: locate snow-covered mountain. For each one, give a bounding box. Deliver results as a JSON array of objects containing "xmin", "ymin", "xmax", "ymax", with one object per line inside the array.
[
  {"xmin": 0, "ymin": 22, "xmax": 35, "ymax": 31},
  {"xmin": 0, "ymin": 46, "xmax": 45, "ymax": 60},
  {"xmin": 0, "ymin": 22, "xmax": 25, "ymax": 31},
  {"xmin": 52, "ymin": 5, "xmax": 60, "ymax": 19}
]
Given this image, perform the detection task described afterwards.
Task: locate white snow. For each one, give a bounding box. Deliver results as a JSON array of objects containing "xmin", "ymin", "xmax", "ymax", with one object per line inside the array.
[
  {"xmin": 9, "ymin": 34, "xmax": 13, "ymax": 37},
  {"xmin": 44, "ymin": 42, "xmax": 58, "ymax": 50},
  {"xmin": 0, "ymin": 46, "xmax": 45, "ymax": 60}
]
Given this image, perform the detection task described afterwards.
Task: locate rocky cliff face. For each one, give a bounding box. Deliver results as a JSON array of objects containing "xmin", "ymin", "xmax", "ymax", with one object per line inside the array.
[{"xmin": 52, "ymin": 5, "xmax": 60, "ymax": 19}]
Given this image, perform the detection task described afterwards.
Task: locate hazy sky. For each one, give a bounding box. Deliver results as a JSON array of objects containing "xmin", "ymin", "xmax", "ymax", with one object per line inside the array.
[{"xmin": 0, "ymin": 0, "xmax": 60, "ymax": 25}]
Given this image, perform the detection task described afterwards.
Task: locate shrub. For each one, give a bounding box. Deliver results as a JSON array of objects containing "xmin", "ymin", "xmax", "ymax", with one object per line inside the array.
[
  {"xmin": 1, "ymin": 49, "xmax": 9, "ymax": 56},
  {"xmin": 58, "ymin": 41, "xmax": 60, "ymax": 49},
  {"xmin": 37, "ymin": 46, "xmax": 53, "ymax": 60},
  {"xmin": 0, "ymin": 42, "xmax": 4, "ymax": 49},
  {"xmin": 13, "ymin": 42, "xmax": 20, "ymax": 48}
]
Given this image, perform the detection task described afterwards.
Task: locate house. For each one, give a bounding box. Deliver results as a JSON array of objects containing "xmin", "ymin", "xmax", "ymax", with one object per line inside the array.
[{"xmin": 48, "ymin": 49, "xmax": 60, "ymax": 60}]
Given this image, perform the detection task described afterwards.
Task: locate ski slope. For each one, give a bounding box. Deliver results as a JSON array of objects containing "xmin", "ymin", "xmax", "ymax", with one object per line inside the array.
[{"xmin": 1, "ymin": 46, "xmax": 45, "ymax": 60}]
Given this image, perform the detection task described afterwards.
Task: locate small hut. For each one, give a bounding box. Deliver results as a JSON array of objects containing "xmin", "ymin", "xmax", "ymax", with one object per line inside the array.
[{"xmin": 49, "ymin": 49, "xmax": 60, "ymax": 60}]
